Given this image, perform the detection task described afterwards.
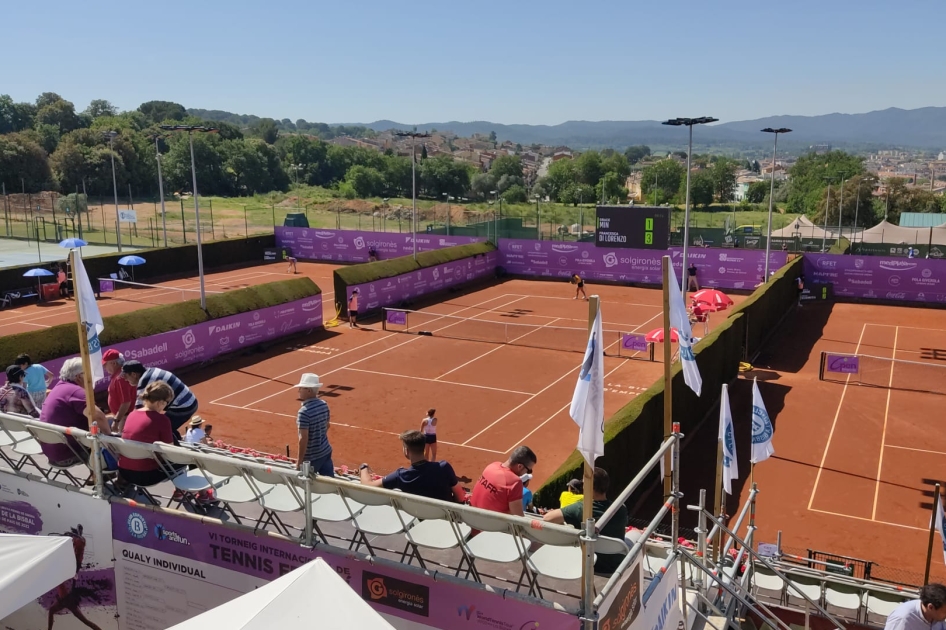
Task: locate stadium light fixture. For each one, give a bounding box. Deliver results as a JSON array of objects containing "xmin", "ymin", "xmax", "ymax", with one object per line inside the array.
[{"xmin": 761, "ymin": 128, "xmax": 791, "ymax": 280}]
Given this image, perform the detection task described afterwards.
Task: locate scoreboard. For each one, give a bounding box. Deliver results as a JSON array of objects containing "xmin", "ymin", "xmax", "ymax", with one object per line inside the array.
[{"xmin": 595, "ymin": 205, "xmax": 670, "ymax": 250}]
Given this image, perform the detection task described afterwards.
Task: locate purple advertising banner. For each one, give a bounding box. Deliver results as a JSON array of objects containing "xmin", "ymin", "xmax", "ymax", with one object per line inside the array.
[
  {"xmin": 275, "ymin": 227, "xmax": 485, "ymax": 263},
  {"xmin": 825, "ymin": 354, "xmax": 860, "ymax": 374},
  {"xmin": 43, "ymin": 295, "xmax": 323, "ymax": 391},
  {"xmin": 348, "ymin": 251, "xmax": 499, "ymax": 312},
  {"xmin": 622, "ymin": 333, "xmax": 649, "ymax": 352},
  {"xmin": 803, "ymin": 253, "xmax": 946, "ymax": 303},
  {"xmin": 110, "ymin": 502, "xmax": 575, "ymax": 630},
  {"xmin": 499, "ymin": 239, "xmax": 787, "ymax": 290}
]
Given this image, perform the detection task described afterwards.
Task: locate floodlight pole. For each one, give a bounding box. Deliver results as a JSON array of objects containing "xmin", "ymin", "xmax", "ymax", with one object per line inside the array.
[
  {"xmin": 761, "ymin": 128, "xmax": 791, "ymax": 281},
  {"xmin": 155, "ymin": 136, "xmax": 168, "ymax": 247},
  {"xmin": 106, "ymin": 131, "xmax": 123, "ymax": 252},
  {"xmin": 396, "ymin": 130, "xmax": 431, "ymax": 260},
  {"xmin": 821, "ymin": 178, "xmax": 834, "ymax": 253}
]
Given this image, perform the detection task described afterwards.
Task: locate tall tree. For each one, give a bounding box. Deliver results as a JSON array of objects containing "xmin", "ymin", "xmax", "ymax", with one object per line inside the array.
[
  {"xmin": 0, "ymin": 133, "xmax": 51, "ymax": 192},
  {"xmin": 575, "ymin": 151, "xmax": 604, "ymax": 186},
  {"xmin": 420, "ymin": 155, "xmax": 472, "ymax": 198},
  {"xmin": 684, "ymin": 171, "xmax": 714, "ymax": 208},
  {"xmin": 84, "ymin": 99, "xmax": 118, "ymax": 119},
  {"xmin": 35, "ymin": 98, "xmax": 81, "ymax": 133},
  {"xmin": 786, "ymin": 150, "xmax": 866, "ymax": 215},
  {"xmin": 624, "ymin": 145, "xmax": 651, "ymax": 164},
  {"xmin": 490, "ymin": 154, "xmax": 523, "ymax": 180},
  {"xmin": 138, "ymin": 100, "xmax": 186, "ymax": 124},
  {"xmin": 252, "ymin": 118, "xmax": 279, "ymax": 144},
  {"xmin": 641, "ymin": 159, "xmax": 686, "ymax": 204},
  {"xmin": 710, "ymin": 158, "xmax": 738, "ymax": 202}
]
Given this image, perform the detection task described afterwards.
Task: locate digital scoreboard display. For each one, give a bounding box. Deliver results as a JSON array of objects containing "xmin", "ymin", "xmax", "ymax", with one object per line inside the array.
[{"xmin": 595, "ymin": 205, "xmax": 670, "ymax": 250}]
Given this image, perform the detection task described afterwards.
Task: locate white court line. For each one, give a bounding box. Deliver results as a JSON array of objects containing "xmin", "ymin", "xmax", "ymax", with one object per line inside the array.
[
  {"xmin": 808, "ymin": 323, "xmax": 868, "ymax": 511},
  {"xmin": 871, "ymin": 326, "xmax": 898, "ymax": 520},
  {"xmin": 860, "ymin": 323, "xmax": 946, "ymax": 333},
  {"xmin": 885, "ymin": 444, "xmax": 946, "ymax": 456},
  {"xmin": 511, "ymin": 294, "xmax": 662, "ymax": 308},
  {"xmin": 240, "ymin": 295, "xmax": 529, "ymax": 408},
  {"xmin": 218, "ymin": 294, "xmax": 527, "ymax": 406},
  {"xmin": 808, "ymin": 507, "xmax": 926, "ymax": 532},
  {"xmin": 341, "ymin": 367, "xmax": 535, "ymax": 396}
]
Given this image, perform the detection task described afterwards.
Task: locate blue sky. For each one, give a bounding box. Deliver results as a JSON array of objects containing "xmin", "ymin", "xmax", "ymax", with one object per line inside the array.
[{"xmin": 6, "ymin": 0, "xmax": 945, "ymax": 126}]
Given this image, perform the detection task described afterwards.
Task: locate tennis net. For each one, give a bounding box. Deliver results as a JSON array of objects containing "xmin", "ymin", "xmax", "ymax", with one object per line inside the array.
[
  {"xmin": 382, "ymin": 308, "xmax": 653, "ymax": 359},
  {"xmin": 818, "ymin": 351, "xmax": 946, "ymax": 397},
  {"xmin": 96, "ymin": 277, "xmax": 222, "ymax": 306}
]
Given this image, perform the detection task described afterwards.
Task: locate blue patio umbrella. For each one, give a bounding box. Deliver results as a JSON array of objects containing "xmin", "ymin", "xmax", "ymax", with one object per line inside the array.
[
  {"xmin": 23, "ymin": 268, "xmax": 55, "ymax": 301},
  {"xmin": 59, "ymin": 238, "xmax": 88, "ymax": 248},
  {"xmin": 118, "ymin": 255, "xmax": 146, "ymax": 280}
]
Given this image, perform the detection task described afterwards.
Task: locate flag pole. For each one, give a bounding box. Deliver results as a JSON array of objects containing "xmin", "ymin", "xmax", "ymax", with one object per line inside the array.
[
  {"xmin": 70, "ymin": 250, "xmax": 98, "ymax": 424},
  {"xmin": 925, "ymin": 482, "xmax": 940, "ymax": 585},
  {"xmin": 662, "ymin": 257, "xmax": 673, "ymax": 502},
  {"xmin": 583, "ymin": 295, "xmax": 600, "ymax": 525},
  {"xmin": 714, "ymin": 385, "xmax": 726, "ymax": 566}
]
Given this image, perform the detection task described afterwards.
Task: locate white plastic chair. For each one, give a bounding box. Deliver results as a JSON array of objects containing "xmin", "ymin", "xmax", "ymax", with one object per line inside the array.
[
  {"xmin": 25, "ymin": 424, "xmax": 89, "ymax": 486},
  {"xmin": 194, "ymin": 456, "xmax": 263, "ymax": 525},
  {"xmin": 309, "ymin": 478, "xmax": 364, "ymax": 545},
  {"xmin": 519, "ymin": 522, "xmax": 584, "ymax": 596},
  {"xmin": 153, "ymin": 445, "xmax": 217, "ymax": 512},
  {"xmin": 459, "ymin": 510, "xmax": 531, "ymax": 584},
  {"xmin": 825, "ymin": 584, "xmax": 864, "ymax": 622},
  {"xmin": 751, "ymin": 565, "xmax": 786, "ymax": 604},
  {"xmin": 245, "ymin": 467, "xmax": 306, "ymax": 537},
  {"xmin": 337, "ymin": 485, "xmax": 416, "ymax": 556},
  {"xmin": 866, "ymin": 591, "xmax": 909, "ymax": 626},
  {"xmin": 786, "ymin": 575, "xmax": 823, "ymax": 608},
  {"xmin": 0, "ymin": 415, "xmax": 45, "ymax": 474},
  {"xmin": 107, "ymin": 438, "xmax": 166, "ymax": 504},
  {"xmin": 397, "ymin": 499, "xmax": 471, "ymax": 573}
]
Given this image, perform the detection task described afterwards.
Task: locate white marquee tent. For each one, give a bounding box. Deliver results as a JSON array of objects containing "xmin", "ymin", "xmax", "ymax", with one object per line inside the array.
[
  {"xmin": 168, "ymin": 558, "xmax": 395, "ymax": 630},
  {"xmin": 0, "ymin": 533, "xmax": 77, "ymax": 619},
  {"xmin": 857, "ymin": 219, "xmax": 946, "ymax": 245}
]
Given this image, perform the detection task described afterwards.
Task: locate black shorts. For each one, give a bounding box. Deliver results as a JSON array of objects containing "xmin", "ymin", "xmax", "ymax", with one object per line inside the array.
[
  {"xmin": 577, "ymin": 282, "xmax": 584, "ymax": 288},
  {"xmin": 425, "ymin": 434, "xmax": 437, "ymax": 444},
  {"xmin": 350, "ymin": 309, "xmax": 359, "ymax": 317}
]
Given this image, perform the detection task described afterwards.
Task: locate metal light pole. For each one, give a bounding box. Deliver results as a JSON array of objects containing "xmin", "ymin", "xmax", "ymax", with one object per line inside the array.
[
  {"xmin": 821, "ymin": 178, "xmax": 833, "ymax": 253},
  {"xmin": 662, "ymin": 116, "xmax": 718, "ymax": 295},
  {"xmin": 534, "ymin": 194, "xmax": 540, "ymax": 239},
  {"xmin": 154, "ymin": 136, "xmax": 168, "ymax": 247},
  {"xmin": 105, "ymin": 131, "xmax": 122, "ymax": 252},
  {"xmin": 761, "ymin": 128, "xmax": 791, "ymax": 281},
  {"xmin": 160, "ymin": 125, "xmax": 219, "ymax": 309},
  {"xmin": 395, "ymin": 131, "xmax": 430, "ymax": 260},
  {"xmin": 853, "ymin": 180, "xmax": 862, "ymax": 254},
  {"xmin": 837, "ymin": 174, "xmax": 847, "ymax": 243}
]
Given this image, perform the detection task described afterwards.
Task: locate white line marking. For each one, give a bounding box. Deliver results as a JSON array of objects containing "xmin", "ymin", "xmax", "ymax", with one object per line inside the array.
[
  {"xmin": 885, "ymin": 444, "xmax": 946, "ymax": 456},
  {"xmin": 511, "ymin": 294, "xmax": 662, "ymax": 308},
  {"xmin": 341, "ymin": 367, "xmax": 535, "ymax": 396},
  {"xmin": 871, "ymin": 325, "xmax": 898, "ymax": 520},
  {"xmin": 808, "ymin": 507, "xmax": 926, "ymax": 532}
]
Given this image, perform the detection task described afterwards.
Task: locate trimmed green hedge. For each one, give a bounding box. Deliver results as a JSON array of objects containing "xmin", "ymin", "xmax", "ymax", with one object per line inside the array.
[
  {"xmin": 333, "ymin": 242, "xmax": 497, "ymax": 313},
  {"xmin": 0, "ymin": 277, "xmax": 320, "ymax": 368},
  {"xmin": 726, "ymin": 256, "xmax": 802, "ymax": 359}
]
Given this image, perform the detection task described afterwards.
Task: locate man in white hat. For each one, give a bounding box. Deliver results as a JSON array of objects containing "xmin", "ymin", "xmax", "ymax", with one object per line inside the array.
[{"xmin": 295, "ymin": 373, "xmax": 334, "ymax": 476}]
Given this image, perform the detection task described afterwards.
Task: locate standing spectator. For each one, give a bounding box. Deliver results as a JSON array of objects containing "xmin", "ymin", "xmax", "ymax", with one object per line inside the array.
[
  {"xmin": 884, "ymin": 583, "xmax": 946, "ymax": 630},
  {"xmin": 294, "ymin": 373, "xmax": 334, "ymax": 476},
  {"xmin": 0, "ymin": 365, "xmax": 39, "ymax": 417},
  {"xmin": 118, "ymin": 381, "xmax": 178, "ymax": 487},
  {"xmin": 184, "ymin": 417, "xmax": 207, "ymax": 444},
  {"xmin": 120, "ymin": 361, "xmax": 198, "ymax": 436},
  {"xmin": 687, "ymin": 262, "xmax": 699, "ymax": 292},
  {"xmin": 359, "ymin": 430, "xmax": 466, "ymax": 503},
  {"xmin": 543, "ymin": 467, "xmax": 628, "ymax": 575},
  {"xmin": 348, "ymin": 289, "xmax": 360, "ymax": 328},
  {"xmin": 795, "ymin": 273, "xmax": 806, "ymax": 307},
  {"xmin": 470, "ymin": 446, "xmax": 537, "ymax": 516},
  {"xmin": 102, "ymin": 349, "xmax": 135, "ymax": 433},
  {"xmin": 39, "ymin": 358, "xmax": 112, "ymax": 467},
  {"xmin": 420, "ymin": 408, "xmax": 438, "ymax": 462},
  {"xmin": 14, "ymin": 354, "xmax": 52, "ymax": 410},
  {"xmin": 57, "ymin": 263, "xmax": 69, "ymax": 299}
]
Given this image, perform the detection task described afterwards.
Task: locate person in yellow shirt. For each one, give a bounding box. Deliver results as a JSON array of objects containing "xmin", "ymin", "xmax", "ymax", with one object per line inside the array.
[{"xmin": 559, "ymin": 478, "xmax": 583, "ymax": 508}]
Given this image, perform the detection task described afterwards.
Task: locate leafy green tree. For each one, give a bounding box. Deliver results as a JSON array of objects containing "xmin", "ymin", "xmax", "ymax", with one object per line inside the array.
[
  {"xmin": 84, "ymin": 99, "xmax": 117, "ymax": 119},
  {"xmin": 490, "ymin": 155, "xmax": 523, "ymax": 180},
  {"xmin": 36, "ymin": 98, "xmax": 81, "ymax": 133},
  {"xmin": 276, "ymin": 134, "xmax": 328, "ymax": 185},
  {"xmin": 36, "ymin": 92, "xmax": 64, "ymax": 108},
  {"xmin": 601, "ymin": 153, "xmax": 631, "ymax": 181},
  {"xmin": 710, "ymin": 158, "xmax": 738, "ymax": 202},
  {"xmin": 575, "ymin": 151, "xmax": 604, "ymax": 186},
  {"xmin": 162, "ymin": 132, "xmax": 227, "ymax": 195},
  {"xmin": 503, "ymin": 184, "xmax": 528, "ymax": 203},
  {"xmin": 420, "ymin": 155, "xmax": 472, "ymax": 198},
  {"xmin": 252, "ymin": 118, "xmax": 279, "ymax": 144},
  {"xmin": 33, "ymin": 124, "xmax": 61, "ymax": 154},
  {"xmin": 138, "ymin": 100, "xmax": 186, "ymax": 124},
  {"xmin": 470, "ymin": 172, "xmax": 498, "ymax": 200},
  {"xmin": 496, "ymin": 173, "xmax": 523, "ymax": 194},
  {"xmin": 382, "ymin": 155, "xmax": 413, "ymax": 197},
  {"xmin": 746, "ymin": 180, "xmax": 769, "ymax": 204},
  {"xmin": 786, "ymin": 150, "xmax": 866, "ymax": 215},
  {"xmin": 544, "ymin": 158, "xmax": 579, "ymax": 201},
  {"xmin": 0, "ymin": 133, "xmax": 52, "ymax": 192},
  {"xmin": 0, "ymin": 95, "xmax": 37, "ymax": 133},
  {"xmin": 641, "ymin": 159, "xmax": 685, "ymax": 204},
  {"xmin": 489, "ymin": 130, "xmax": 497, "ymax": 143},
  {"xmin": 345, "ymin": 165, "xmax": 386, "ymax": 197},
  {"xmin": 624, "ymin": 145, "xmax": 651, "ymax": 164},
  {"xmin": 597, "ymin": 172, "xmax": 627, "ymax": 204},
  {"xmin": 421, "ymin": 144, "xmax": 428, "ymax": 160},
  {"xmin": 684, "ymin": 171, "xmax": 714, "ymax": 208}
]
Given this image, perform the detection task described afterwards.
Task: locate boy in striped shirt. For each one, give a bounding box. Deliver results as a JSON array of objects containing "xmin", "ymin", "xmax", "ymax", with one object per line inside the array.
[{"xmin": 121, "ymin": 361, "xmax": 199, "ymax": 437}]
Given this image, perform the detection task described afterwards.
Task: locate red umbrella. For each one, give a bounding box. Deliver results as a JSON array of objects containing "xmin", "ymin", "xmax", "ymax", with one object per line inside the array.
[
  {"xmin": 645, "ymin": 327, "xmax": 679, "ymax": 343},
  {"xmin": 692, "ymin": 289, "xmax": 734, "ymax": 312}
]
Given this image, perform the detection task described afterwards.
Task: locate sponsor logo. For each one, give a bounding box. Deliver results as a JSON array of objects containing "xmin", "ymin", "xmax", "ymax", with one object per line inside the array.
[
  {"xmin": 127, "ymin": 512, "xmax": 148, "ymax": 539},
  {"xmin": 208, "ymin": 322, "xmax": 241, "ymax": 335},
  {"xmin": 885, "ymin": 292, "xmax": 907, "ymax": 299},
  {"xmin": 930, "ymin": 247, "xmax": 945, "ymax": 258},
  {"xmin": 918, "ymin": 292, "xmax": 926, "ymax": 300},
  {"xmin": 509, "ymin": 242, "xmax": 524, "ymax": 251},
  {"xmin": 219, "ymin": 336, "xmax": 230, "ymax": 346},
  {"xmin": 353, "ymin": 236, "xmax": 365, "ymax": 250},
  {"xmin": 816, "ymin": 257, "xmax": 837, "ymax": 269},
  {"xmin": 718, "ymin": 266, "xmax": 726, "ymax": 274},
  {"xmin": 153, "ymin": 524, "xmax": 190, "ymax": 545},
  {"xmin": 559, "ymin": 256, "xmax": 568, "ymax": 266},
  {"xmin": 239, "ymin": 335, "xmax": 245, "ymax": 344},
  {"xmin": 253, "ymin": 312, "xmax": 260, "ymax": 321},
  {"xmin": 534, "ymin": 243, "xmax": 542, "ymax": 251},
  {"xmin": 551, "ymin": 244, "xmax": 579, "ymax": 254},
  {"xmin": 581, "ymin": 250, "xmax": 589, "ymax": 259},
  {"xmin": 888, "ymin": 275, "xmax": 901, "ymax": 287},
  {"xmin": 734, "ymin": 281, "xmax": 745, "ymax": 288},
  {"xmin": 301, "ymin": 230, "xmax": 309, "ymax": 238},
  {"xmin": 314, "ymin": 231, "xmax": 335, "ymax": 239},
  {"xmin": 922, "ymin": 268, "xmax": 933, "ymax": 278},
  {"xmin": 126, "ymin": 343, "xmax": 168, "ymax": 360},
  {"xmin": 854, "ymin": 258, "xmax": 865, "ymax": 269},
  {"xmin": 879, "ymin": 260, "xmax": 917, "ymax": 271},
  {"xmin": 302, "ymin": 299, "xmax": 320, "ymax": 312},
  {"xmin": 433, "ymin": 268, "xmax": 440, "ymax": 280},
  {"xmin": 603, "ymin": 252, "xmax": 618, "ymax": 268},
  {"xmin": 305, "ymin": 316, "xmax": 321, "ymax": 325},
  {"xmin": 181, "ymin": 329, "xmax": 196, "ymax": 349}
]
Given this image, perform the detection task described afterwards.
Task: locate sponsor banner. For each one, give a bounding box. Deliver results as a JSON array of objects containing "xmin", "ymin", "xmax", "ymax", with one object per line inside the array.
[
  {"xmin": 386, "ymin": 309, "xmax": 408, "ymax": 326},
  {"xmin": 499, "ymin": 239, "xmax": 786, "ymax": 290},
  {"xmin": 825, "ymin": 354, "xmax": 859, "ymax": 374},
  {"xmin": 43, "ymin": 296, "xmax": 323, "ymax": 391},
  {"xmin": 110, "ymin": 503, "xmax": 574, "ymax": 630},
  {"xmin": 275, "ymin": 227, "xmax": 485, "ymax": 262},
  {"xmin": 597, "ymin": 556, "xmax": 642, "ymax": 630},
  {"xmin": 634, "ymin": 561, "xmax": 684, "ymax": 630},
  {"xmin": 622, "ymin": 334, "xmax": 649, "ymax": 352},
  {"xmin": 0, "ymin": 471, "xmax": 118, "ymax": 630},
  {"xmin": 802, "ymin": 254, "xmax": 946, "ymax": 303},
  {"xmin": 348, "ymin": 251, "xmax": 499, "ymax": 313}
]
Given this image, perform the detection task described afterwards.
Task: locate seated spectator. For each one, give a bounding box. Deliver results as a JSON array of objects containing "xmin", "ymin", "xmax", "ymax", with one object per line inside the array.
[
  {"xmin": 121, "ymin": 361, "xmax": 198, "ymax": 437},
  {"xmin": 15, "ymin": 354, "xmax": 52, "ymax": 410},
  {"xmin": 39, "ymin": 358, "xmax": 112, "ymax": 467},
  {"xmin": 359, "ymin": 430, "xmax": 466, "ymax": 503},
  {"xmin": 202, "ymin": 424, "xmax": 215, "ymax": 445},
  {"xmin": 470, "ymin": 445, "xmax": 537, "ymax": 516},
  {"xmin": 183, "ymin": 417, "xmax": 207, "ymax": 444},
  {"xmin": 102, "ymin": 349, "xmax": 136, "ymax": 433},
  {"xmin": 521, "ymin": 474, "xmax": 534, "ymax": 513},
  {"xmin": 118, "ymin": 381, "xmax": 178, "ymax": 487},
  {"xmin": 543, "ymin": 467, "xmax": 628, "ymax": 575},
  {"xmin": 0, "ymin": 365, "xmax": 39, "ymax": 418},
  {"xmin": 559, "ymin": 478, "xmax": 583, "ymax": 509}
]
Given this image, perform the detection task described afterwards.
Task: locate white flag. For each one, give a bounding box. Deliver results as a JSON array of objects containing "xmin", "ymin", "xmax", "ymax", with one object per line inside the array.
[
  {"xmin": 72, "ymin": 250, "xmax": 105, "ymax": 385},
  {"xmin": 935, "ymin": 490, "xmax": 946, "ymax": 565},
  {"xmin": 666, "ymin": 258, "xmax": 702, "ymax": 396},
  {"xmin": 718, "ymin": 384, "xmax": 739, "ymax": 495},
  {"xmin": 751, "ymin": 378, "xmax": 775, "ymax": 464},
  {"xmin": 569, "ymin": 301, "xmax": 605, "ymax": 468}
]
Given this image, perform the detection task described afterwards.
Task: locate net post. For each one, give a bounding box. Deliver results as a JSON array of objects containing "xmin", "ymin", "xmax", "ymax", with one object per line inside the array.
[
  {"xmin": 818, "ymin": 351, "xmax": 826, "ymax": 381},
  {"xmin": 925, "ymin": 482, "xmax": 940, "ymax": 585},
  {"xmin": 382, "ymin": 308, "xmax": 388, "ymax": 332}
]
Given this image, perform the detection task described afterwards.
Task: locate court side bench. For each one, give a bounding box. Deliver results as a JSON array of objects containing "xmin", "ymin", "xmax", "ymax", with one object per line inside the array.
[{"xmin": 0, "ymin": 287, "xmax": 39, "ymax": 308}]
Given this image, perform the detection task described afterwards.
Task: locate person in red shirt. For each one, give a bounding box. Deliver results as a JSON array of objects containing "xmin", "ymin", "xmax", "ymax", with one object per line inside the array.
[
  {"xmin": 118, "ymin": 381, "xmax": 176, "ymax": 487},
  {"xmin": 102, "ymin": 349, "xmax": 136, "ymax": 433},
  {"xmin": 470, "ymin": 446, "xmax": 537, "ymax": 516}
]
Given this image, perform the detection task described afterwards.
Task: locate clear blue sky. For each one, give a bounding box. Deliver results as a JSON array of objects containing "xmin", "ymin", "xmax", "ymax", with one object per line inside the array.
[{"xmin": 6, "ymin": 0, "xmax": 945, "ymax": 126}]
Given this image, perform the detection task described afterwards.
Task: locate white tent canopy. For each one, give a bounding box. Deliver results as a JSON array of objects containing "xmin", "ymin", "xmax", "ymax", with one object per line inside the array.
[
  {"xmin": 770, "ymin": 215, "xmax": 839, "ymax": 239},
  {"xmin": 0, "ymin": 533, "xmax": 77, "ymax": 619},
  {"xmin": 168, "ymin": 558, "xmax": 395, "ymax": 630},
  {"xmin": 858, "ymin": 219, "xmax": 946, "ymax": 245}
]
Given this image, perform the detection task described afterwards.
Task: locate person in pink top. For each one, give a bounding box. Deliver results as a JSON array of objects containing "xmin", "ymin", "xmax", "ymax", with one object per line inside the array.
[
  {"xmin": 348, "ymin": 288, "xmax": 360, "ymax": 328},
  {"xmin": 118, "ymin": 381, "xmax": 176, "ymax": 487},
  {"xmin": 470, "ymin": 446, "xmax": 537, "ymax": 516}
]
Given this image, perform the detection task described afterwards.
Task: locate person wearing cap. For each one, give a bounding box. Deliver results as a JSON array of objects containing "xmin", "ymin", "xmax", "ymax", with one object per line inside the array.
[
  {"xmin": 184, "ymin": 417, "xmax": 207, "ymax": 444},
  {"xmin": 102, "ymin": 349, "xmax": 136, "ymax": 433},
  {"xmin": 520, "ymin": 473, "xmax": 534, "ymax": 513},
  {"xmin": 121, "ymin": 361, "xmax": 198, "ymax": 438},
  {"xmin": 0, "ymin": 365, "xmax": 39, "ymax": 418},
  {"xmin": 295, "ymin": 373, "xmax": 334, "ymax": 476}
]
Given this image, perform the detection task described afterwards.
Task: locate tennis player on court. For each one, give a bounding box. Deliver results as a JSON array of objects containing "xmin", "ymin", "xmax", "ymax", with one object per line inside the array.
[
  {"xmin": 348, "ymin": 289, "xmax": 360, "ymax": 328},
  {"xmin": 420, "ymin": 408, "xmax": 438, "ymax": 461},
  {"xmin": 571, "ymin": 273, "xmax": 588, "ymax": 300}
]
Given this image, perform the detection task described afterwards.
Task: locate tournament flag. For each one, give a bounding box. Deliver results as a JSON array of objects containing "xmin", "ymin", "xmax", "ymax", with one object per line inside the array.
[
  {"xmin": 935, "ymin": 490, "xmax": 946, "ymax": 565},
  {"xmin": 569, "ymin": 301, "xmax": 605, "ymax": 468},
  {"xmin": 718, "ymin": 384, "xmax": 739, "ymax": 494},
  {"xmin": 667, "ymin": 265, "xmax": 702, "ymax": 396},
  {"xmin": 750, "ymin": 377, "xmax": 776, "ymax": 464},
  {"xmin": 73, "ymin": 249, "xmax": 105, "ymax": 385}
]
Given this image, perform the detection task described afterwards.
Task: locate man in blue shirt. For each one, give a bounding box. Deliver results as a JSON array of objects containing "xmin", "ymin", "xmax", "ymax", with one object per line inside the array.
[
  {"xmin": 15, "ymin": 354, "xmax": 52, "ymax": 409},
  {"xmin": 885, "ymin": 584, "xmax": 946, "ymax": 630},
  {"xmin": 360, "ymin": 430, "xmax": 467, "ymax": 503},
  {"xmin": 294, "ymin": 373, "xmax": 334, "ymax": 477}
]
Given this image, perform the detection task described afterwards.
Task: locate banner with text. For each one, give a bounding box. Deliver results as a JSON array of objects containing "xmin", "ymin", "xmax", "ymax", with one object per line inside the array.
[
  {"xmin": 110, "ymin": 502, "xmax": 574, "ymax": 630},
  {"xmin": 803, "ymin": 253, "xmax": 946, "ymax": 303},
  {"xmin": 44, "ymin": 295, "xmax": 323, "ymax": 391},
  {"xmin": 499, "ymin": 239, "xmax": 787, "ymax": 290},
  {"xmin": 347, "ymin": 251, "xmax": 499, "ymax": 312},
  {"xmin": 275, "ymin": 227, "xmax": 485, "ymax": 263},
  {"xmin": 0, "ymin": 471, "xmax": 118, "ymax": 630}
]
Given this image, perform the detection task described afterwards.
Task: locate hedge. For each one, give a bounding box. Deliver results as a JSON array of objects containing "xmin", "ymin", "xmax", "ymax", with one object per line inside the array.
[
  {"xmin": 0, "ymin": 277, "xmax": 320, "ymax": 368},
  {"xmin": 726, "ymin": 256, "xmax": 802, "ymax": 359},
  {"xmin": 332, "ymin": 242, "xmax": 497, "ymax": 313}
]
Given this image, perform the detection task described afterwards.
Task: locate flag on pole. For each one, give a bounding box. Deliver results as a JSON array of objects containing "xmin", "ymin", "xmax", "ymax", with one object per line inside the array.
[
  {"xmin": 718, "ymin": 384, "xmax": 739, "ymax": 494},
  {"xmin": 569, "ymin": 301, "xmax": 605, "ymax": 468},
  {"xmin": 667, "ymin": 263, "xmax": 702, "ymax": 396},
  {"xmin": 73, "ymin": 250, "xmax": 104, "ymax": 385},
  {"xmin": 935, "ymin": 490, "xmax": 946, "ymax": 565},
  {"xmin": 751, "ymin": 377, "xmax": 776, "ymax": 464}
]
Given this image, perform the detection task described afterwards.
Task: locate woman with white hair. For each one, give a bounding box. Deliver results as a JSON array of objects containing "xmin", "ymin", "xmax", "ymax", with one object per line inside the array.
[{"xmin": 38, "ymin": 357, "xmax": 112, "ymax": 467}]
